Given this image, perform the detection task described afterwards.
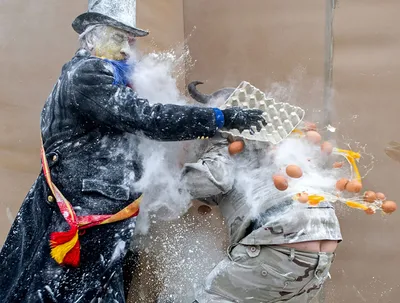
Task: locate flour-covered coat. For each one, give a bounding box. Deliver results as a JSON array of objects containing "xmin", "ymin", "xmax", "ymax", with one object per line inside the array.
[{"xmin": 0, "ymin": 49, "xmax": 220, "ymax": 303}]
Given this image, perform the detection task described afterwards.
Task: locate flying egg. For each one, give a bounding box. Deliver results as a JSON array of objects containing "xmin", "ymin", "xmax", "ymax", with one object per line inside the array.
[
  {"xmin": 336, "ymin": 178, "xmax": 349, "ymax": 191},
  {"xmin": 382, "ymin": 201, "xmax": 397, "ymax": 214},
  {"xmin": 228, "ymin": 141, "xmax": 245, "ymax": 155},
  {"xmin": 321, "ymin": 141, "xmax": 333, "ymax": 155},
  {"xmin": 306, "ymin": 131, "xmax": 322, "ymax": 144},
  {"xmin": 363, "ymin": 191, "xmax": 377, "ymax": 203},
  {"xmin": 346, "ymin": 180, "xmax": 362, "ymax": 193},
  {"xmin": 273, "ymin": 175, "xmax": 288, "ymax": 191},
  {"xmin": 286, "ymin": 165, "xmax": 303, "ymax": 178}
]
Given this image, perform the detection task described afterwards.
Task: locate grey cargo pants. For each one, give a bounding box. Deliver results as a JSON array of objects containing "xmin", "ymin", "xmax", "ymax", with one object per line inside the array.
[{"xmin": 198, "ymin": 244, "xmax": 334, "ymax": 303}]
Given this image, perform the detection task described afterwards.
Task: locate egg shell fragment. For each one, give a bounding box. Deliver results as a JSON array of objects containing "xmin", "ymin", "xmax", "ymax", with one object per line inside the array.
[
  {"xmin": 364, "ymin": 208, "xmax": 375, "ymax": 215},
  {"xmin": 333, "ymin": 162, "xmax": 344, "ymax": 168},
  {"xmin": 297, "ymin": 192, "xmax": 309, "ymax": 203}
]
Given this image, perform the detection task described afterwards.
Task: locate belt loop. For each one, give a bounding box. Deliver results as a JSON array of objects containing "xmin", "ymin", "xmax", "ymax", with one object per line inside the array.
[
  {"xmin": 331, "ymin": 252, "xmax": 336, "ymax": 264},
  {"xmin": 227, "ymin": 243, "xmax": 238, "ymax": 261},
  {"xmin": 314, "ymin": 253, "xmax": 330, "ymax": 280},
  {"xmin": 289, "ymin": 248, "xmax": 295, "ymax": 261}
]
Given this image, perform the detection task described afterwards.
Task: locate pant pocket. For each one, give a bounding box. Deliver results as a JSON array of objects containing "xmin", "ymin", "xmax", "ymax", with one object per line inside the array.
[
  {"xmin": 227, "ymin": 243, "xmax": 251, "ymax": 262},
  {"xmin": 204, "ymin": 254, "xmax": 298, "ymax": 302}
]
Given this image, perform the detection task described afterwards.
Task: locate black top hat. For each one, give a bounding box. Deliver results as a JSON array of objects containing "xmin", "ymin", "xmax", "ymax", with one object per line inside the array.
[{"xmin": 72, "ymin": 0, "xmax": 149, "ymax": 37}]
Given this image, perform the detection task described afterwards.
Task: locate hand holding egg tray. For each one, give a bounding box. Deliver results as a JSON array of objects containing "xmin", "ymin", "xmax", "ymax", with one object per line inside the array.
[{"xmin": 218, "ymin": 81, "xmax": 305, "ymax": 145}]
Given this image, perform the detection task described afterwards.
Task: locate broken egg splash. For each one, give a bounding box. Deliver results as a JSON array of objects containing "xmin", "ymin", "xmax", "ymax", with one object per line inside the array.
[
  {"xmin": 275, "ymin": 135, "xmax": 396, "ymax": 215},
  {"xmin": 234, "ymin": 136, "xmax": 346, "ymax": 218},
  {"xmin": 273, "ymin": 137, "xmax": 344, "ymax": 193},
  {"xmin": 234, "ymin": 128, "xmax": 396, "ymax": 217}
]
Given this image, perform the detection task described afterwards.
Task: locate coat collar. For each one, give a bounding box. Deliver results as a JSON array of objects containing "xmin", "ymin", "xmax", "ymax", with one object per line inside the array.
[{"xmin": 75, "ymin": 48, "xmax": 91, "ymax": 58}]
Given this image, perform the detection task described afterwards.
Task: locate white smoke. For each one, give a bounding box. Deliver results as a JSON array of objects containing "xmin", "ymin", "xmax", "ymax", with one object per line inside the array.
[
  {"xmin": 132, "ymin": 51, "xmax": 187, "ymax": 105},
  {"xmin": 128, "ymin": 47, "xmax": 204, "ymax": 235},
  {"xmin": 124, "ymin": 47, "xmax": 228, "ymax": 302}
]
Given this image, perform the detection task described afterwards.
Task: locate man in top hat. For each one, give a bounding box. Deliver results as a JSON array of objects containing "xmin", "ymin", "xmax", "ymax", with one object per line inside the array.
[{"xmin": 0, "ymin": 0, "xmax": 263, "ymax": 302}]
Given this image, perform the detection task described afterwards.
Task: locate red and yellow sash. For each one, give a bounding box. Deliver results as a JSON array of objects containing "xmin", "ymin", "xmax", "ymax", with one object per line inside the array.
[{"xmin": 40, "ymin": 137, "xmax": 142, "ymax": 267}]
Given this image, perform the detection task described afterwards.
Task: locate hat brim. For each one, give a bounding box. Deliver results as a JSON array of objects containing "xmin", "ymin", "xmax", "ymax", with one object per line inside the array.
[{"xmin": 72, "ymin": 12, "xmax": 149, "ymax": 37}]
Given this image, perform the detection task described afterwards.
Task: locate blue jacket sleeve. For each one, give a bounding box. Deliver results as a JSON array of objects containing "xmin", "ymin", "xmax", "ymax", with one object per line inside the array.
[{"xmin": 70, "ymin": 57, "xmax": 218, "ymax": 141}]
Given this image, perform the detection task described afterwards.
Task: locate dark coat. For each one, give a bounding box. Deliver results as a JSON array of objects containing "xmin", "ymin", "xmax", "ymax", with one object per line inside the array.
[{"xmin": 0, "ymin": 49, "xmax": 218, "ymax": 302}]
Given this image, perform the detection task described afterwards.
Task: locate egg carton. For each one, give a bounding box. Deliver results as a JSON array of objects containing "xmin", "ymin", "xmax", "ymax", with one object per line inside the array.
[{"xmin": 218, "ymin": 81, "xmax": 305, "ymax": 144}]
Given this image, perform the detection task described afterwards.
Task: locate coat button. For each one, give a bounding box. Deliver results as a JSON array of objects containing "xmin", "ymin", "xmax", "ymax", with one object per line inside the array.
[
  {"xmin": 52, "ymin": 155, "xmax": 58, "ymax": 162},
  {"xmin": 246, "ymin": 245, "xmax": 261, "ymax": 257},
  {"xmin": 261, "ymin": 270, "xmax": 268, "ymax": 276},
  {"xmin": 47, "ymin": 195, "xmax": 55, "ymax": 202}
]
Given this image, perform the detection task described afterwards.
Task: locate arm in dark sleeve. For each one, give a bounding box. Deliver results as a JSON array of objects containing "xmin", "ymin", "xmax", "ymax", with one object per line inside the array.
[
  {"xmin": 70, "ymin": 58, "xmax": 218, "ymax": 141},
  {"xmin": 180, "ymin": 139, "xmax": 235, "ymax": 203}
]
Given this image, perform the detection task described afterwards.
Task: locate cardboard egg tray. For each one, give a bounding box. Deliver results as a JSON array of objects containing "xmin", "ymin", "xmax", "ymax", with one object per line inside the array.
[{"xmin": 218, "ymin": 81, "xmax": 305, "ymax": 144}]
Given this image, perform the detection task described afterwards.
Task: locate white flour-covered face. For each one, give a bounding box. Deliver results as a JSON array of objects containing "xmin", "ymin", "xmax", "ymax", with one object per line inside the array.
[{"xmin": 93, "ymin": 26, "xmax": 136, "ymax": 61}]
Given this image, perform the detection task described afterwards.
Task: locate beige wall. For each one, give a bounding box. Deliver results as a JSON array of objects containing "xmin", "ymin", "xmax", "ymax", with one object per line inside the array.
[
  {"xmin": 0, "ymin": 0, "xmax": 86, "ymax": 243},
  {"xmin": 326, "ymin": 1, "xmax": 400, "ymax": 302},
  {"xmin": 137, "ymin": 0, "xmax": 187, "ymax": 92},
  {"xmin": 183, "ymin": 0, "xmax": 326, "ymax": 112},
  {"xmin": 1, "ymin": 0, "xmax": 400, "ymax": 302},
  {"xmin": 137, "ymin": 0, "xmax": 184, "ymax": 53}
]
